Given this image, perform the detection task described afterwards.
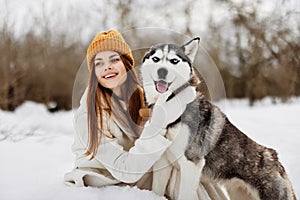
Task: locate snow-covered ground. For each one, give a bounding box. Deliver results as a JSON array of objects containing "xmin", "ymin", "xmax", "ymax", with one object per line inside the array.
[{"xmin": 0, "ymin": 99, "xmax": 299, "ymax": 199}]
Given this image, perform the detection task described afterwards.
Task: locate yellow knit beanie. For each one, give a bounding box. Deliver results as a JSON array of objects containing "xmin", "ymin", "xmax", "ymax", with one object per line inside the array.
[{"xmin": 86, "ymin": 30, "xmax": 134, "ymax": 71}]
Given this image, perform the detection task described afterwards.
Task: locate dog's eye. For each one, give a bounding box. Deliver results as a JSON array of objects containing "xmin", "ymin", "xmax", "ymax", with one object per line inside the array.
[
  {"xmin": 152, "ymin": 57, "xmax": 160, "ymax": 63},
  {"xmin": 170, "ymin": 58, "xmax": 180, "ymax": 65}
]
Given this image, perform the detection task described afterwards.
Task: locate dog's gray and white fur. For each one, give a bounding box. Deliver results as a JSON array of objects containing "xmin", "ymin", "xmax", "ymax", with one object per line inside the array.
[{"xmin": 140, "ymin": 38, "xmax": 296, "ymax": 200}]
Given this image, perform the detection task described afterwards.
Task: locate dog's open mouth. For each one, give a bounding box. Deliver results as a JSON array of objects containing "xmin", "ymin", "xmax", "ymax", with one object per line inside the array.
[{"xmin": 155, "ymin": 80, "xmax": 171, "ymax": 93}]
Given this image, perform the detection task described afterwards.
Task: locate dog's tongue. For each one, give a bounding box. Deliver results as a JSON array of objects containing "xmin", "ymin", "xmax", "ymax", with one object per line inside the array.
[{"xmin": 156, "ymin": 81, "xmax": 168, "ymax": 93}]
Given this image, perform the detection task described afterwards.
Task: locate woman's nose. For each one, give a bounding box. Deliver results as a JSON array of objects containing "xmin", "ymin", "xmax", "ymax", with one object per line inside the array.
[{"xmin": 104, "ymin": 64, "xmax": 112, "ymax": 71}]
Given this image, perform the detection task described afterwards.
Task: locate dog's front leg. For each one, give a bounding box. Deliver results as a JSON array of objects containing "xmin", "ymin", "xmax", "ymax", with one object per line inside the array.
[{"xmin": 177, "ymin": 156, "xmax": 205, "ymax": 200}]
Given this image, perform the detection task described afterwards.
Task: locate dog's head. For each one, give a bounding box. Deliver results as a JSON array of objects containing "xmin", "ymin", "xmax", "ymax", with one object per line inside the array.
[{"xmin": 141, "ymin": 37, "xmax": 200, "ymax": 105}]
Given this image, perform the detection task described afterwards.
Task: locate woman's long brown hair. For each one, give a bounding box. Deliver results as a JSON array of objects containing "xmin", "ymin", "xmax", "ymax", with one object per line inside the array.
[{"xmin": 85, "ymin": 54, "xmax": 144, "ymax": 159}]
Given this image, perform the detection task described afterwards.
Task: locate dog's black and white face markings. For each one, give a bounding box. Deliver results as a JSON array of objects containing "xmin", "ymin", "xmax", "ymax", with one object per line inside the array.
[{"xmin": 141, "ymin": 37, "xmax": 200, "ymax": 105}]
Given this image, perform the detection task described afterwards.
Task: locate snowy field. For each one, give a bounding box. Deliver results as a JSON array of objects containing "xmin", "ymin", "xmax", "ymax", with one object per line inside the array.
[{"xmin": 0, "ymin": 99, "xmax": 299, "ymax": 200}]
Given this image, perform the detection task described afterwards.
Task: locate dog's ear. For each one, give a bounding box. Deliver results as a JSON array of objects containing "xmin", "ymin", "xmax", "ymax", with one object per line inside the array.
[{"xmin": 182, "ymin": 37, "xmax": 200, "ymax": 62}]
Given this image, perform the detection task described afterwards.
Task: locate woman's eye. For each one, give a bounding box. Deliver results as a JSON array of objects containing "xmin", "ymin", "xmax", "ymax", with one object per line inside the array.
[
  {"xmin": 152, "ymin": 56, "xmax": 160, "ymax": 63},
  {"xmin": 111, "ymin": 58, "xmax": 120, "ymax": 63},
  {"xmin": 95, "ymin": 62, "xmax": 104, "ymax": 67},
  {"xmin": 170, "ymin": 58, "xmax": 180, "ymax": 65}
]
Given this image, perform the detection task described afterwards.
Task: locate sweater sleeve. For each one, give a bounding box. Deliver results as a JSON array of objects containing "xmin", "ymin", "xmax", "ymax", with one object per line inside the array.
[{"xmin": 72, "ymin": 89, "xmax": 171, "ymax": 183}]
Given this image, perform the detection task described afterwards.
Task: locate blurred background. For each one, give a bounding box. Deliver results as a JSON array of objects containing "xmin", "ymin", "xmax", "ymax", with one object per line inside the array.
[{"xmin": 0, "ymin": 0, "xmax": 299, "ymax": 111}]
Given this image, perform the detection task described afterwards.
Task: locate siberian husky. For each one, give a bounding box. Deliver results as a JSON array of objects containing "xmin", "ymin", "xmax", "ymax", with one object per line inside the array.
[{"xmin": 140, "ymin": 38, "xmax": 296, "ymax": 200}]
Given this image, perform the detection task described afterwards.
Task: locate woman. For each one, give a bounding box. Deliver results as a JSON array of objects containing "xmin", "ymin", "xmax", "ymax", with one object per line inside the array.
[{"xmin": 64, "ymin": 30, "xmax": 227, "ymax": 199}]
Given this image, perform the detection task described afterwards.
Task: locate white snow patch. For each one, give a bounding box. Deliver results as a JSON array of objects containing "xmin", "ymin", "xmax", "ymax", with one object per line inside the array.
[{"xmin": 0, "ymin": 99, "xmax": 299, "ymax": 199}]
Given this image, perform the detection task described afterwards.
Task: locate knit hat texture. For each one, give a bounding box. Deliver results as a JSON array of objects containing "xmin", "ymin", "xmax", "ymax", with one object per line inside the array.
[{"xmin": 86, "ymin": 30, "xmax": 134, "ymax": 70}]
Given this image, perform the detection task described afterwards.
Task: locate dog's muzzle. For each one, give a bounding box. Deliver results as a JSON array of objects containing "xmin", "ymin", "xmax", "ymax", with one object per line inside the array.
[
  {"xmin": 155, "ymin": 80, "xmax": 171, "ymax": 93},
  {"xmin": 155, "ymin": 67, "xmax": 172, "ymax": 93}
]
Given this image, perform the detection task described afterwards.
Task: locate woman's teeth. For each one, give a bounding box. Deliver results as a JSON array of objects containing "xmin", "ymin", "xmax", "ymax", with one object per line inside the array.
[{"xmin": 104, "ymin": 73, "xmax": 117, "ymax": 79}]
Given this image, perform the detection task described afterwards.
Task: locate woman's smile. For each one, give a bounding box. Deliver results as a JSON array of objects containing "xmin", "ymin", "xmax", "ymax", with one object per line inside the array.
[{"xmin": 102, "ymin": 72, "xmax": 119, "ymax": 79}]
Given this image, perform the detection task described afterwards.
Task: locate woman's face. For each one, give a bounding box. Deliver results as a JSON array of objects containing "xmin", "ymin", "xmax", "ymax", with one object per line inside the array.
[{"xmin": 94, "ymin": 51, "xmax": 127, "ymax": 94}]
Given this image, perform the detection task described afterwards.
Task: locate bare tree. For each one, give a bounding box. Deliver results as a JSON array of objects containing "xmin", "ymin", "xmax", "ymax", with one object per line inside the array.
[{"xmin": 205, "ymin": 0, "xmax": 300, "ymax": 104}]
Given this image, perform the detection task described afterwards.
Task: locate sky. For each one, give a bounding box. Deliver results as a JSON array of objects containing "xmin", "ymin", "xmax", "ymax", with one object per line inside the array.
[{"xmin": 1, "ymin": 0, "xmax": 299, "ymax": 43}]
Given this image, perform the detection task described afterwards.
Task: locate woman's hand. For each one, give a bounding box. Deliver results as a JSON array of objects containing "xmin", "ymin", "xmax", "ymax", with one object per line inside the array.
[{"xmin": 141, "ymin": 86, "xmax": 196, "ymax": 139}]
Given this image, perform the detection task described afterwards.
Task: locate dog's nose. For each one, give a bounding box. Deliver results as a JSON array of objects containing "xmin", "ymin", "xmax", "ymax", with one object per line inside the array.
[{"xmin": 157, "ymin": 68, "xmax": 168, "ymax": 79}]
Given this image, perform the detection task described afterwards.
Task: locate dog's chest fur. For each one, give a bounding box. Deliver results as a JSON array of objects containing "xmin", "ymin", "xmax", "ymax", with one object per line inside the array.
[{"xmin": 166, "ymin": 92, "xmax": 225, "ymax": 163}]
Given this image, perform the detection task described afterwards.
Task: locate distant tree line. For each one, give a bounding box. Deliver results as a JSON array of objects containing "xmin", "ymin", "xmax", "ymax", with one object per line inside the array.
[
  {"xmin": 0, "ymin": 29, "xmax": 85, "ymax": 111},
  {"xmin": 0, "ymin": 0, "xmax": 299, "ymax": 111},
  {"xmin": 205, "ymin": 1, "xmax": 300, "ymax": 105}
]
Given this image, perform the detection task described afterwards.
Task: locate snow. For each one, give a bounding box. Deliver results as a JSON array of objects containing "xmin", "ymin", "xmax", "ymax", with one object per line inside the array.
[
  {"xmin": 0, "ymin": 102, "xmax": 166, "ymax": 200},
  {"xmin": 0, "ymin": 99, "xmax": 299, "ymax": 199}
]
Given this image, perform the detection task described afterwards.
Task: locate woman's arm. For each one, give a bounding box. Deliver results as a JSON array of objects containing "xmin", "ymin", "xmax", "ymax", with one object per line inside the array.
[
  {"xmin": 72, "ymin": 86, "xmax": 196, "ymax": 184},
  {"xmin": 71, "ymin": 89, "xmax": 171, "ymax": 183}
]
